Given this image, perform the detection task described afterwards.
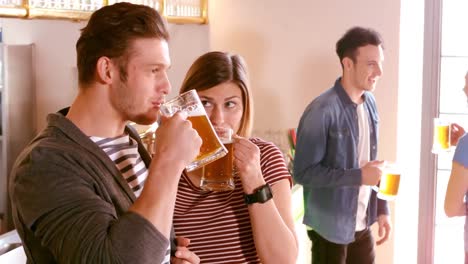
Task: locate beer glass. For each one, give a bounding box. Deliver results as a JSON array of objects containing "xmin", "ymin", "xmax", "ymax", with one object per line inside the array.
[
  {"xmin": 372, "ymin": 163, "xmax": 401, "ymax": 201},
  {"xmin": 160, "ymin": 89, "xmax": 227, "ymax": 172},
  {"xmin": 432, "ymin": 118, "xmax": 451, "ymax": 154},
  {"xmin": 141, "ymin": 130, "xmax": 156, "ymax": 156},
  {"xmin": 137, "ymin": 123, "xmax": 158, "ymax": 157},
  {"xmin": 200, "ymin": 127, "xmax": 235, "ymax": 191}
]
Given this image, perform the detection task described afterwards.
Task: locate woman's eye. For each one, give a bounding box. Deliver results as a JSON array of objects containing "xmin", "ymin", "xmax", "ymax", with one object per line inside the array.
[
  {"xmin": 201, "ymin": 100, "xmax": 213, "ymax": 108},
  {"xmin": 225, "ymin": 101, "xmax": 236, "ymax": 108}
]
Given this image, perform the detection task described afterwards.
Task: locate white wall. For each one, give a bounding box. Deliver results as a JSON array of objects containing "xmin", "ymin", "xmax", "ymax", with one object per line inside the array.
[
  {"xmin": 209, "ymin": 1, "xmax": 402, "ymax": 263},
  {"xmin": 1, "ymin": 18, "xmax": 209, "ymax": 132},
  {"xmin": 2, "ymin": 18, "xmax": 83, "ymax": 132}
]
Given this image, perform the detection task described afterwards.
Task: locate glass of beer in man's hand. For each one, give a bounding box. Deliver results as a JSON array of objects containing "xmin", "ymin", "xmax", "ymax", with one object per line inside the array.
[
  {"xmin": 372, "ymin": 163, "xmax": 401, "ymax": 201},
  {"xmin": 160, "ymin": 89, "xmax": 228, "ymax": 172}
]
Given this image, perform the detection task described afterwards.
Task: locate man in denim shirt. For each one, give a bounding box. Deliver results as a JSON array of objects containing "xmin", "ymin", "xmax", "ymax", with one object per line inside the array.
[{"xmin": 294, "ymin": 27, "xmax": 391, "ymax": 264}]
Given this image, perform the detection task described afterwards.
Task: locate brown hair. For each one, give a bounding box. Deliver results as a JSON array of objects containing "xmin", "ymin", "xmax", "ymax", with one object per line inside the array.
[
  {"xmin": 179, "ymin": 51, "xmax": 253, "ymax": 137},
  {"xmin": 76, "ymin": 2, "xmax": 169, "ymax": 86},
  {"xmin": 336, "ymin": 26, "xmax": 384, "ymax": 68}
]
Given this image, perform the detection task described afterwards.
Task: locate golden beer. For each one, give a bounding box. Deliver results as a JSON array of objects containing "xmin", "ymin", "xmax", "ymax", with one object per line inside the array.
[
  {"xmin": 379, "ymin": 173, "xmax": 401, "ymax": 197},
  {"xmin": 432, "ymin": 118, "xmax": 451, "ymax": 154},
  {"xmin": 201, "ymin": 141, "xmax": 235, "ymax": 191},
  {"xmin": 187, "ymin": 115, "xmax": 225, "ymax": 162},
  {"xmin": 434, "ymin": 124, "xmax": 450, "ymax": 150},
  {"xmin": 374, "ymin": 163, "xmax": 401, "ymax": 201}
]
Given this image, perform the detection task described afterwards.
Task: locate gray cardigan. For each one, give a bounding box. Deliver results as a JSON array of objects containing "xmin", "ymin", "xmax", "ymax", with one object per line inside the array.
[{"xmin": 9, "ymin": 112, "xmax": 171, "ymax": 264}]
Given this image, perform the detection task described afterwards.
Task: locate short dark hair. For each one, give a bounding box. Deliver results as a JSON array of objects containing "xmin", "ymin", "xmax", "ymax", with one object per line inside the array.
[
  {"xmin": 179, "ymin": 51, "xmax": 253, "ymax": 137},
  {"xmin": 336, "ymin": 26, "xmax": 383, "ymax": 68},
  {"xmin": 76, "ymin": 2, "xmax": 169, "ymax": 86}
]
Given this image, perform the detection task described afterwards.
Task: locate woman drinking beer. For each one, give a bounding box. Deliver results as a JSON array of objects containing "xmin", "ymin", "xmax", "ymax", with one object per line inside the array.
[{"xmin": 172, "ymin": 51, "xmax": 298, "ymax": 264}]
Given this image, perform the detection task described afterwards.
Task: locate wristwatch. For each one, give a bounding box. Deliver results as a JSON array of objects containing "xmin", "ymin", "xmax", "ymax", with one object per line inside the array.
[{"xmin": 244, "ymin": 183, "xmax": 273, "ymax": 205}]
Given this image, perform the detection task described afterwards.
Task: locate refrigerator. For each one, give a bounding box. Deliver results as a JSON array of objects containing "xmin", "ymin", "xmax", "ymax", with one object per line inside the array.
[{"xmin": 0, "ymin": 44, "xmax": 35, "ymax": 233}]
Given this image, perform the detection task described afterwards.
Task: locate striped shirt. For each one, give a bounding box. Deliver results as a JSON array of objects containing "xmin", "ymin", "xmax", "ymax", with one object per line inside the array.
[
  {"xmin": 173, "ymin": 137, "xmax": 292, "ymax": 264},
  {"xmin": 90, "ymin": 134, "xmax": 170, "ymax": 264},
  {"xmin": 90, "ymin": 134, "xmax": 147, "ymax": 197}
]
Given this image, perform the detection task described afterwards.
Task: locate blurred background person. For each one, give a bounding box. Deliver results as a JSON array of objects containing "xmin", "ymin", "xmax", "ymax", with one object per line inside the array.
[
  {"xmin": 444, "ymin": 70, "xmax": 468, "ymax": 264},
  {"xmin": 293, "ymin": 26, "xmax": 391, "ymax": 264}
]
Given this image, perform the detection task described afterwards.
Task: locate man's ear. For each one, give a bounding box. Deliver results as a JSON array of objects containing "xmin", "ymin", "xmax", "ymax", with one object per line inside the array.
[
  {"xmin": 95, "ymin": 56, "xmax": 114, "ymax": 84},
  {"xmin": 342, "ymin": 57, "xmax": 353, "ymax": 71}
]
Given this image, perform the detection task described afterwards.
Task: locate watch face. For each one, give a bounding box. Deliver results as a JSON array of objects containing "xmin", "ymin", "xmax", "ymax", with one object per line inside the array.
[
  {"xmin": 244, "ymin": 183, "xmax": 273, "ymax": 205},
  {"xmin": 257, "ymin": 184, "xmax": 272, "ymax": 202}
]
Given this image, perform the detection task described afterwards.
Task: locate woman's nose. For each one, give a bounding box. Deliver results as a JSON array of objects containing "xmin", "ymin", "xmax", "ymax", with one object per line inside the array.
[{"xmin": 210, "ymin": 106, "xmax": 224, "ymax": 127}]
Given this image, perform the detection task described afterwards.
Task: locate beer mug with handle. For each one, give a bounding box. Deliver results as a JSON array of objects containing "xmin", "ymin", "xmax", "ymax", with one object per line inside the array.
[
  {"xmin": 160, "ymin": 89, "xmax": 228, "ymax": 172},
  {"xmin": 372, "ymin": 163, "xmax": 401, "ymax": 201},
  {"xmin": 432, "ymin": 118, "xmax": 451, "ymax": 154},
  {"xmin": 200, "ymin": 127, "xmax": 235, "ymax": 192}
]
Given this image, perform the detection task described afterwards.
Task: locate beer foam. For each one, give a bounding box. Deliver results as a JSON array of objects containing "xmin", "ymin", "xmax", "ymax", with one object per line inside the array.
[
  {"xmin": 221, "ymin": 138, "xmax": 233, "ymax": 144},
  {"xmin": 160, "ymin": 102, "xmax": 206, "ymax": 117},
  {"xmin": 184, "ymin": 103, "xmax": 206, "ymax": 116}
]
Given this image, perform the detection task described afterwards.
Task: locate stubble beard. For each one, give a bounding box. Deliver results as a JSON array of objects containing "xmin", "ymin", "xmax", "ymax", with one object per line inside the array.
[
  {"xmin": 365, "ymin": 79, "xmax": 378, "ymax": 92},
  {"xmin": 115, "ymin": 81, "xmax": 158, "ymax": 126}
]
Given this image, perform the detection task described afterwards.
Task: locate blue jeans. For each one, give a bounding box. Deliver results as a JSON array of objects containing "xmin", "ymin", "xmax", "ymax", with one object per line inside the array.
[{"xmin": 308, "ymin": 228, "xmax": 375, "ymax": 264}]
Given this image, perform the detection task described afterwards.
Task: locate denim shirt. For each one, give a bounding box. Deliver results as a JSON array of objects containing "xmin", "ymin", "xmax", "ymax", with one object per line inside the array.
[{"xmin": 293, "ymin": 78, "xmax": 389, "ymax": 244}]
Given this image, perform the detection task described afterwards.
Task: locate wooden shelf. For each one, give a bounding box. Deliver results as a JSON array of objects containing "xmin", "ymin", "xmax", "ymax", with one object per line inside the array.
[
  {"xmin": 0, "ymin": 6, "xmax": 27, "ymax": 18},
  {"xmin": 0, "ymin": 0, "xmax": 208, "ymax": 23}
]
